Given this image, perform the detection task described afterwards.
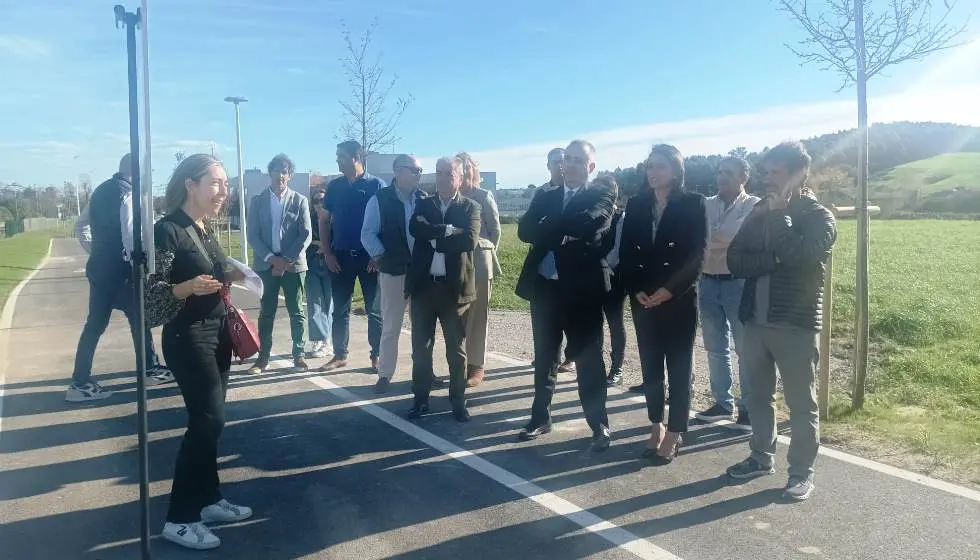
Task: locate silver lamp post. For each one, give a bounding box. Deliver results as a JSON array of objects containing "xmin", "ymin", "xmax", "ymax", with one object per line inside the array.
[{"xmin": 224, "ymin": 96, "xmax": 249, "ymax": 266}]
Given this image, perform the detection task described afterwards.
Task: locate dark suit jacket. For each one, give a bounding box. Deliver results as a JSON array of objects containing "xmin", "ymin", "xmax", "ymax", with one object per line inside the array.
[
  {"xmin": 515, "ymin": 185, "xmax": 616, "ymax": 302},
  {"xmin": 406, "ymin": 193, "xmax": 481, "ymax": 304},
  {"xmin": 619, "ymin": 188, "xmax": 708, "ymax": 304}
]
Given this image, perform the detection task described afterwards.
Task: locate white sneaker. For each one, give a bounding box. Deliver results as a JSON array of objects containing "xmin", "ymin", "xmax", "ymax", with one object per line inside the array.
[
  {"xmin": 161, "ymin": 521, "xmax": 220, "ymax": 550},
  {"xmin": 307, "ymin": 340, "xmax": 328, "ymax": 358},
  {"xmin": 66, "ymin": 382, "xmax": 113, "ymax": 402},
  {"xmin": 201, "ymin": 499, "xmax": 253, "ymax": 523},
  {"xmin": 145, "ymin": 367, "xmax": 175, "ymax": 386}
]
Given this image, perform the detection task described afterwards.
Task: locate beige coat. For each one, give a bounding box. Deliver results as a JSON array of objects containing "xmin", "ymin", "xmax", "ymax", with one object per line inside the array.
[{"xmin": 462, "ymin": 187, "xmax": 502, "ymax": 281}]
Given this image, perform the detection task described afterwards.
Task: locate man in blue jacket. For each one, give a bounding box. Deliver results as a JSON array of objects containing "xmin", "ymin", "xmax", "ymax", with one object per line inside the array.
[{"xmin": 67, "ymin": 154, "xmax": 173, "ymax": 402}]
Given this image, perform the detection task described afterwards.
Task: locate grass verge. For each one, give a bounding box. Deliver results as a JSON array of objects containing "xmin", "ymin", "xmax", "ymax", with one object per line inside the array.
[{"xmin": 0, "ymin": 231, "xmax": 58, "ymax": 311}]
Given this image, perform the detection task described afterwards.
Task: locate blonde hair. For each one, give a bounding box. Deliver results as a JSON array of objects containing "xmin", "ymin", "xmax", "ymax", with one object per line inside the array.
[
  {"xmin": 455, "ymin": 151, "xmax": 481, "ymax": 189},
  {"xmin": 164, "ymin": 153, "xmax": 223, "ymax": 214}
]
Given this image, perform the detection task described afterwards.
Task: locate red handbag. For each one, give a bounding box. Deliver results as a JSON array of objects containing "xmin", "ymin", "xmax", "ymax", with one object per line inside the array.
[{"xmin": 222, "ymin": 289, "xmax": 260, "ymax": 363}]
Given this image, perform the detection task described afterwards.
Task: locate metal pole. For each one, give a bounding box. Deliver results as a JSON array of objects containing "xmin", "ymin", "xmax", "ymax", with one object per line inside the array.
[
  {"xmin": 115, "ymin": 5, "xmax": 152, "ymax": 558},
  {"xmin": 233, "ymin": 102, "xmax": 248, "ymax": 266},
  {"xmin": 819, "ymin": 243, "xmax": 834, "ymax": 421},
  {"xmin": 139, "ymin": 0, "xmax": 155, "ymax": 275},
  {"xmin": 852, "ymin": 0, "xmax": 871, "ymax": 409}
]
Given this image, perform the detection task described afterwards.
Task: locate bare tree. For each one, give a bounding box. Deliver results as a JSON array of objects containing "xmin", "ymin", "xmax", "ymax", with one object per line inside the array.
[
  {"xmin": 174, "ymin": 151, "xmax": 186, "ymax": 165},
  {"xmin": 337, "ymin": 19, "xmax": 412, "ymax": 157},
  {"xmin": 776, "ymin": 0, "xmax": 969, "ymax": 410}
]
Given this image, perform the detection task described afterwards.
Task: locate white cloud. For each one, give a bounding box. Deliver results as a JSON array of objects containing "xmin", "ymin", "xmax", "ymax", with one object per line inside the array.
[
  {"xmin": 426, "ymin": 83, "xmax": 980, "ymax": 189},
  {"xmin": 0, "ymin": 35, "xmax": 52, "ymax": 59}
]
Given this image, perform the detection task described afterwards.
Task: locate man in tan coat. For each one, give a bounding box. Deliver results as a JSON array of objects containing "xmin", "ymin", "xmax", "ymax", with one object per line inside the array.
[{"xmin": 457, "ymin": 152, "xmax": 502, "ymax": 387}]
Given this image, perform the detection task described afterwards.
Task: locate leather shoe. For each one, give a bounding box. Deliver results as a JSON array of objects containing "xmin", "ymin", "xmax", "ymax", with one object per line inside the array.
[
  {"xmin": 518, "ymin": 423, "xmax": 552, "ymax": 441},
  {"xmin": 452, "ymin": 406, "xmax": 471, "ymax": 422},
  {"xmin": 591, "ymin": 427, "xmax": 612, "ymax": 452},
  {"xmin": 406, "ymin": 403, "xmax": 430, "ymax": 420}
]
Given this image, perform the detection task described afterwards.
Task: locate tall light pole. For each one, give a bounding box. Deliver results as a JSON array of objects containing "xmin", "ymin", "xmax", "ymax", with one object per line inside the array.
[{"xmin": 224, "ymin": 96, "xmax": 249, "ymax": 266}]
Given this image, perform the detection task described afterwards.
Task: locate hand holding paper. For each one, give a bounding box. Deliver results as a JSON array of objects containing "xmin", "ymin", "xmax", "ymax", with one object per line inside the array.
[{"xmin": 226, "ymin": 257, "xmax": 264, "ymax": 297}]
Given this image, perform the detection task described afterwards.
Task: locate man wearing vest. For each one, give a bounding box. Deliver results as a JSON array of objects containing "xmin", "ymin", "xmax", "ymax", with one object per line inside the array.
[{"xmin": 361, "ymin": 154, "xmax": 445, "ymax": 394}]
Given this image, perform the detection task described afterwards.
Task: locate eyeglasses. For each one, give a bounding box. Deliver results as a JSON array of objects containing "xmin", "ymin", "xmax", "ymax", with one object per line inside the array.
[{"xmin": 398, "ymin": 166, "xmax": 423, "ymax": 176}]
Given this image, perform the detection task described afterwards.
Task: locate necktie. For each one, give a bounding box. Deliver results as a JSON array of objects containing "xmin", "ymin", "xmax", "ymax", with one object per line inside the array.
[{"xmin": 538, "ymin": 189, "xmax": 575, "ymax": 279}]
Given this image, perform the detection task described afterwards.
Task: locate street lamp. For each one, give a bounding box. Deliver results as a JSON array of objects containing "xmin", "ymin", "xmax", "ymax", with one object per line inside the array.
[{"xmin": 224, "ymin": 95, "xmax": 249, "ymax": 266}]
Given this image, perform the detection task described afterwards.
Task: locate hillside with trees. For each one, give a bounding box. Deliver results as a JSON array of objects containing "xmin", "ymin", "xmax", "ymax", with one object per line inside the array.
[{"xmin": 603, "ymin": 121, "xmax": 980, "ymax": 214}]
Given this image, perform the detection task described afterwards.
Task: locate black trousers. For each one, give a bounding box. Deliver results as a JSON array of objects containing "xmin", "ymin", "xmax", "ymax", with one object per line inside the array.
[
  {"xmin": 410, "ymin": 279, "xmax": 469, "ymax": 408},
  {"xmin": 163, "ymin": 316, "xmax": 232, "ymax": 523},
  {"xmin": 603, "ymin": 274, "xmax": 627, "ymax": 371},
  {"xmin": 529, "ymin": 278, "xmax": 608, "ymax": 434},
  {"xmin": 631, "ymin": 295, "xmax": 697, "ymax": 433}
]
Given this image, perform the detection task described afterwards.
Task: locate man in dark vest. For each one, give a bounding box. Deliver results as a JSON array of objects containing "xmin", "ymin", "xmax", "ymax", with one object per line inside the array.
[
  {"xmin": 361, "ymin": 154, "xmax": 444, "ymax": 394},
  {"xmin": 66, "ymin": 153, "xmax": 173, "ymax": 402}
]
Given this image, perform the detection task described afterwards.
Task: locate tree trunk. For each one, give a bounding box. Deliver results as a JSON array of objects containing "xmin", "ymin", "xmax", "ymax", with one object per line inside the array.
[{"xmin": 852, "ymin": 0, "xmax": 871, "ymax": 409}]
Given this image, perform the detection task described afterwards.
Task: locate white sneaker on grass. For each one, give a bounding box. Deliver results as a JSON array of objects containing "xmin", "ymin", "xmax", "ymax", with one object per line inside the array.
[
  {"xmin": 161, "ymin": 521, "xmax": 220, "ymax": 550},
  {"xmin": 201, "ymin": 499, "xmax": 253, "ymax": 524}
]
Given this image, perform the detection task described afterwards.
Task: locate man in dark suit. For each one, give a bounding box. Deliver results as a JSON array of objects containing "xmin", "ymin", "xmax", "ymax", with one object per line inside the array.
[
  {"xmin": 67, "ymin": 153, "xmax": 173, "ymax": 403},
  {"xmin": 515, "ymin": 140, "xmax": 616, "ymax": 451},
  {"xmin": 405, "ymin": 156, "xmax": 481, "ymax": 422}
]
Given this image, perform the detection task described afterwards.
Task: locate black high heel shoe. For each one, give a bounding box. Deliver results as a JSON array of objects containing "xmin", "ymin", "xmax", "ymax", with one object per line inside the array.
[{"xmin": 650, "ymin": 434, "xmax": 683, "ymax": 466}]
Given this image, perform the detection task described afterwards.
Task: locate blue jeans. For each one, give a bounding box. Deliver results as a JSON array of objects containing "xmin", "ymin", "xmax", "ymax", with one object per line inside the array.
[
  {"xmin": 698, "ymin": 275, "xmax": 747, "ymax": 412},
  {"xmin": 306, "ymin": 270, "xmax": 333, "ymax": 342},
  {"xmin": 72, "ymin": 278, "xmax": 160, "ymax": 385},
  {"xmin": 328, "ymin": 250, "xmax": 381, "ymax": 359}
]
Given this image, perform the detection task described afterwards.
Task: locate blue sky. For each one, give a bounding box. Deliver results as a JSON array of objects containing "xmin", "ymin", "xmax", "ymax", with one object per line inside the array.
[{"xmin": 0, "ymin": 0, "xmax": 977, "ymax": 190}]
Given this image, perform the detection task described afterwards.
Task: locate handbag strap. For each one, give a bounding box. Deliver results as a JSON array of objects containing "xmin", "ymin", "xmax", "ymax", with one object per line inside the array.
[{"xmin": 185, "ymin": 225, "xmax": 232, "ymax": 304}]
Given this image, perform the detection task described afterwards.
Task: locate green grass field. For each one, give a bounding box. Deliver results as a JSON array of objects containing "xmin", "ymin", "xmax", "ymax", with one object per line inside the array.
[
  {"xmin": 824, "ymin": 219, "xmax": 980, "ymax": 475},
  {"xmin": 872, "ymin": 152, "xmax": 980, "ymax": 195},
  {"xmin": 0, "ymin": 231, "xmax": 58, "ymax": 312}
]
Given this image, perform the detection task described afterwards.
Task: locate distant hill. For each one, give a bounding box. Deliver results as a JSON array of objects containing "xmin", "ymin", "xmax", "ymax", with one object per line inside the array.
[
  {"xmin": 603, "ymin": 121, "xmax": 980, "ymax": 214},
  {"xmin": 871, "ymin": 152, "xmax": 980, "ymax": 195}
]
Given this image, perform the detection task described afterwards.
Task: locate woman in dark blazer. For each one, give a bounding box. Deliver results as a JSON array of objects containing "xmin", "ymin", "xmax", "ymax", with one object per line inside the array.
[{"xmin": 619, "ymin": 144, "xmax": 708, "ymax": 464}]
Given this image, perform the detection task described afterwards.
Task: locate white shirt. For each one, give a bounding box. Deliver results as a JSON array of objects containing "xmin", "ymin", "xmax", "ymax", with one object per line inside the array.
[
  {"xmin": 267, "ymin": 187, "xmax": 290, "ymax": 259},
  {"xmin": 429, "ymin": 194, "xmax": 457, "ymax": 276},
  {"xmin": 121, "ymin": 192, "xmax": 134, "ymax": 262},
  {"xmin": 703, "ymin": 190, "xmax": 760, "ymax": 275}
]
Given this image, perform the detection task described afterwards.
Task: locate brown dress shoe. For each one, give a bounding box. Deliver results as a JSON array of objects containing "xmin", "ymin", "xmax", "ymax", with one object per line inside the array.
[
  {"xmin": 319, "ymin": 355, "xmax": 348, "ymax": 371},
  {"xmin": 466, "ymin": 364, "xmax": 485, "ymax": 388},
  {"xmin": 557, "ymin": 360, "xmax": 576, "ymax": 373}
]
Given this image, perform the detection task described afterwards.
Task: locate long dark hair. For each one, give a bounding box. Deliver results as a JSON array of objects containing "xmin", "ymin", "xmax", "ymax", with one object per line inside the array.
[{"xmin": 640, "ymin": 144, "xmax": 685, "ymax": 193}]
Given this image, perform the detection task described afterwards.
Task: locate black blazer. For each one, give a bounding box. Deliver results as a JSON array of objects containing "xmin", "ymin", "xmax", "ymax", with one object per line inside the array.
[
  {"xmin": 515, "ymin": 184, "xmax": 616, "ymax": 302},
  {"xmin": 619, "ymin": 188, "xmax": 708, "ymax": 302},
  {"xmin": 406, "ymin": 193, "xmax": 481, "ymax": 304}
]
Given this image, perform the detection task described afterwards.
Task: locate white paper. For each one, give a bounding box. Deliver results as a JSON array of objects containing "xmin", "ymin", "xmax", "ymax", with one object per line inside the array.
[{"xmin": 226, "ymin": 257, "xmax": 264, "ymax": 296}]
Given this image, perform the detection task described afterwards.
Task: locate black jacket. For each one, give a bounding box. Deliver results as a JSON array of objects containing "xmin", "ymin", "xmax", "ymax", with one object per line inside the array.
[
  {"xmin": 619, "ymin": 188, "xmax": 708, "ymax": 302},
  {"xmin": 515, "ymin": 184, "xmax": 616, "ymax": 302},
  {"xmin": 85, "ymin": 173, "xmax": 131, "ymax": 285},
  {"xmin": 728, "ymin": 193, "xmax": 837, "ymax": 331},
  {"xmin": 406, "ymin": 193, "xmax": 481, "ymax": 304}
]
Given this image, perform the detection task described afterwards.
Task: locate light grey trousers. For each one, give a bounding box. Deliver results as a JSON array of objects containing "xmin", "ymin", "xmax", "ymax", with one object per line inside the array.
[{"xmin": 742, "ymin": 322, "xmax": 820, "ymax": 479}]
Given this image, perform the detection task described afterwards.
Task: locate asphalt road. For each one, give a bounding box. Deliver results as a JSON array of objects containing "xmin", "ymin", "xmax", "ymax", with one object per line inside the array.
[{"xmin": 1, "ymin": 238, "xmax": 978, "ymax": 560}]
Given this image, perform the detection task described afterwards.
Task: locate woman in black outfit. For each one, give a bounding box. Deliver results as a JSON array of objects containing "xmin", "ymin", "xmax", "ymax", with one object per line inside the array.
[
  {"xmin": 147, "ymin": 154, "xmax": 251, "ymax": 550},
  {"xmin": 619, "ymin": 144, "xmax": 707, "ymax": 464}
]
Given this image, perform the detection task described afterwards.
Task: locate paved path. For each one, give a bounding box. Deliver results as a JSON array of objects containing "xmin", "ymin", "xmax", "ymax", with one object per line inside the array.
[{"xmin": 1, "ymin": 239, "xmax": 978, "ymax": 560}]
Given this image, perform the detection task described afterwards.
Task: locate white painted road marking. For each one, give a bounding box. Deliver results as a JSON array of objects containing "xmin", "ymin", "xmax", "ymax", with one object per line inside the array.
[
  {"xmin": 485, "ymin": 351, "xmax": 980, "ymax": 503},
  {"xmin": 262, "ymin": 354, "xmax": 682, "ymax": 560}
]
